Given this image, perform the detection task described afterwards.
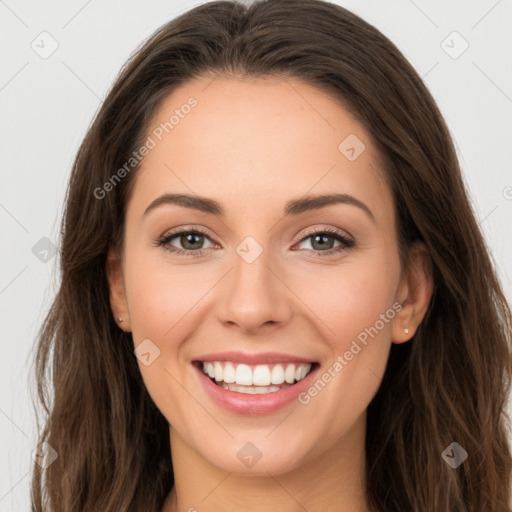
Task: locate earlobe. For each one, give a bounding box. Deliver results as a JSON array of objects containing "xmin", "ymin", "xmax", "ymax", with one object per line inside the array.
[
  {"xmin": 106, "ymin": 247, "xmax": 131, "ymax": 331},
  {"xmin": 392, "ymin": 241, "xmax": 434, "ymax": 344}
]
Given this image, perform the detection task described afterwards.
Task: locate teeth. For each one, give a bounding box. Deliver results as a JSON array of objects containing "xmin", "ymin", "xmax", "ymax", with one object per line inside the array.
[
  {"xmin": 214, "ymin": 362, "xmax": 223, "ymax": 382},
  {"xmin": 253, "ymin": 365, "xmax": 271, "ymax": 386},
  {"xmin": 223, "ymin": 363, "xmax": 236, "ymax": 383},
  {"xmin": 271, "ymin": 364, "xmax": 284, "ymax": 385},
  {"xmin": 201, "ymin": 361, "xmax": 313, "ymax": 386},
  {"xmin": 222, "ymin": 383, "xmax": 282, "ymax": 394},
  {"xmin": 285, "ymin": 364, "xmax": 296, "ymax": 384},
  {"xmin": 235, "ymin": 364, "xmax": 253, "ymax": 386}
]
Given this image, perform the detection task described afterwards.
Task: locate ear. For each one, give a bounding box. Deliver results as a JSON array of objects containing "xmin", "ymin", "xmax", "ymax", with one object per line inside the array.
[
  {"xmin": 391, "ymin": 241, "xmax": 434, "ymax": 344},
  {"xmin": 106, "ymin": 247, "xmax": 131, "ymax": 332}
]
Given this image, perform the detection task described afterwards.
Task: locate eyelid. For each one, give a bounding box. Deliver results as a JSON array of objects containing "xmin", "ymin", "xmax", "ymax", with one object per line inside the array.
[
  {"xmin": 159, "ymin": 224, "xmax": 217, "ymax": 241},
  {"xmin": 159, "ymin": 224, "xmax": 354, "ymax": 244},
  {"xmin": 293, "ymin": 224, "xmax": 355, "ymax": 244}
]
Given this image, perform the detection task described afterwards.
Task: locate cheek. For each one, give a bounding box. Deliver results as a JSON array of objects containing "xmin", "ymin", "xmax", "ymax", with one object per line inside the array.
[
  {"xmin": 124, "ymin": 249, "xmax": 208, "ymax": 340},
  {"xmin": 123, "ymin": 254, "xmax": 204, "ymax": 423},
  {"xmin": 123, "ymin": 252, "xmax": 222, "ymax": 407},
  {"xmin": 290, "ymin": 255, "xmax": 399, "ymax": 417},
  {"xmin": 287, "ymin": 264, "xmax": 399, "ymax": 448},
  {"xmin": 293, "ymin": 257, "xmax": 399, "ymax": 352}
]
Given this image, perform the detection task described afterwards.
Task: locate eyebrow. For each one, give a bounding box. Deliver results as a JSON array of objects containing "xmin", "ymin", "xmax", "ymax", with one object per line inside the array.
[{"xmin": 143, "ymin": 192, "xmax": 376, "ymax": 223}]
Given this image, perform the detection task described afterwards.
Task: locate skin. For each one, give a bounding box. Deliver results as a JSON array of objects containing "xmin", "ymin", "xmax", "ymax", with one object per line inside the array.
[{"xmin": 107, "ymin": 75, "xmax": 433, "ymax": 512}]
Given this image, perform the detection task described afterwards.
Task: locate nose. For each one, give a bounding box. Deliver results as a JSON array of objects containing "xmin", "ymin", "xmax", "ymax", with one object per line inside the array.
[{"xmin": 216, "ymin": 243, "xmax": 292, "ymax": 333}]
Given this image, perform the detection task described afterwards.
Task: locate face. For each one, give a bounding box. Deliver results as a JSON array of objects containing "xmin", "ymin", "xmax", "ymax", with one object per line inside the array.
[{"xmin": 108, "ymin": 75, "xmax": 429, "ymax": 476}]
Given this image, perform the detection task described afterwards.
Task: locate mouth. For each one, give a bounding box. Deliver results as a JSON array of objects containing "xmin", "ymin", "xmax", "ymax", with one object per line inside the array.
[{"xmin": 193, "ymin": 360, "xmax": 319, "ymax": 395}]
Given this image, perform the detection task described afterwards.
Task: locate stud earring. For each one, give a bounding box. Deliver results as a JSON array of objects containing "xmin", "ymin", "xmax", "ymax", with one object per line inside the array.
[
  {"xmin": 404, "ymin": 328, "xmax": 409, "ymax": 334},
  {"xmin": 118, "ymin": 317, "xmax": 124, "ymax": 323}
]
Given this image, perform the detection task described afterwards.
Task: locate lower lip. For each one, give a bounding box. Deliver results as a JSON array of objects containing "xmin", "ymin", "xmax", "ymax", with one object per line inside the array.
[{"xmin": 194, "ymin": 362, "xmax": 320, "ymax": 416}]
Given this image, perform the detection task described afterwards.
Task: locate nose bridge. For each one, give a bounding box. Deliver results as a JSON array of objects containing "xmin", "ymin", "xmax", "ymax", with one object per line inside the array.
[{"xmin": 217, "ymin": 234, "xmax": 291, "ymax": 331}]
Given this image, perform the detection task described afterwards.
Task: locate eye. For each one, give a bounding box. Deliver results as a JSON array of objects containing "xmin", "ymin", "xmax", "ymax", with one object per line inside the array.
[
  {"xmin": 156, "ymin": 226, "xmax": 355, "ymax": 258},
  {"xmin": 294, "ymin": 227, "xmax": 355, "ymax": 257},
  {"xmin": 157, "ymin": 228, "xmax": 216, "ymax": 257}
]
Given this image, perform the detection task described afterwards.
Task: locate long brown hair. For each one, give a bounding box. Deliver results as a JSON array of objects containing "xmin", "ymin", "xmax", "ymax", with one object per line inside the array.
[{"xmin": 31, "ymin": 1, "xmax": 512, "ymax": 510}]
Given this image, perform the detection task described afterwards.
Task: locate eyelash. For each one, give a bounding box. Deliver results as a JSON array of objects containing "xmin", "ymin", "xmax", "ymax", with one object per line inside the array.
[{"xmin": 156, "ymin": 225, "xmax": 355, "ymax": 258}]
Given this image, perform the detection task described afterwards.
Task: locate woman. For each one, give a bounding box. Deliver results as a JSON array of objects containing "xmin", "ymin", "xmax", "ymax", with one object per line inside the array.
[{"xmin": 31, "ymin": 0, "xmax": 512, "ymax": 510}]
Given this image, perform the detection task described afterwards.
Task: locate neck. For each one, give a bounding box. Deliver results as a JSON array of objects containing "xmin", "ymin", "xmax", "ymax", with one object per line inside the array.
[{"xmin": 162, "ymin": 412, "xmax": 370, "ymax": 512}]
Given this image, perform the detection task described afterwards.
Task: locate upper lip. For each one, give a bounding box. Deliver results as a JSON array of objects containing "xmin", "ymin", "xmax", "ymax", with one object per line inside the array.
[{"xmin": 193, "ymin": 351, "xmax": 317, "ymax": 365}]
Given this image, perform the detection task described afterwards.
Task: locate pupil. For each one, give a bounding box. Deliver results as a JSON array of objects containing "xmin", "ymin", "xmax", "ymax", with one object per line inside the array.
[
  {"xmin": 312, "ymin": 234, "xmax": 333, "ymax": 250},
  {"xmin": 183, "ymin": 233, "xmax": 203, "ymax": 250}
]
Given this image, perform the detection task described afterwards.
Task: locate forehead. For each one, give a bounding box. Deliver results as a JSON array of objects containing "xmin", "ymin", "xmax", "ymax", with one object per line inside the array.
[{"xmin": 129, "ymin": 75, "xmax": 392, "ymax": 221}]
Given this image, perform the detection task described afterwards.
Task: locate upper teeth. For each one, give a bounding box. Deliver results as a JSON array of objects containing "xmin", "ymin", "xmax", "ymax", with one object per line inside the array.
[{"xmin": 202, "ymin": 361, "xmax": 312, "ymax": 386}]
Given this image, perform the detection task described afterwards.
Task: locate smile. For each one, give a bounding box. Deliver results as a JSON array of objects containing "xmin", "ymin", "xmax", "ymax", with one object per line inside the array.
[
  {"xmin": 192, "ymin": 356, "xmax": 320, "ymax": 416},
  {"xmin": 200, "ymin": 361, "xmax": 315, "ymax": 394}
]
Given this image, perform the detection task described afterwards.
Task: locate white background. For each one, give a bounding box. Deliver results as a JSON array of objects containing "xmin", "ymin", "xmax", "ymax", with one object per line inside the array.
[{"xmin": 1, "ymin": 0, "xmax": 511, "ymax": 509}]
